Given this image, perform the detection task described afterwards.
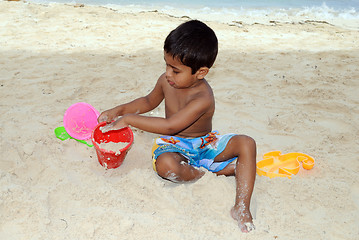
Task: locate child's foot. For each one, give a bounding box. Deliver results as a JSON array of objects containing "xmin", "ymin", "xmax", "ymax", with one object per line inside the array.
[{"xmin": 230, "ymin": 205, "xmax": 255, "ymax": 233}]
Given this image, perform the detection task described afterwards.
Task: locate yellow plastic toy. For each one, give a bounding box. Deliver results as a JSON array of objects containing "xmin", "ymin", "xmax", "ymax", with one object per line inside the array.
[{"xmin": 256, "ymin": 151, "xmax": 315, "ymax": 179}]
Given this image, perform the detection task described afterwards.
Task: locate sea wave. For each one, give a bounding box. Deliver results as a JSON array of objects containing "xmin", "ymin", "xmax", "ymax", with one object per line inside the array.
[
  {"xmin": 31, "ymin": 1, "xmax": 359, "ymax": 29},
  {"xmin": 104, "ymin": 2, "xmax": 359, "ymax": 28}
]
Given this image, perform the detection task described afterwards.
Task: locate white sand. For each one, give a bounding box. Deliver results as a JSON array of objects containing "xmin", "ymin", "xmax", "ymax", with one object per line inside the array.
[
  {"xmin": 0, "ymin": 1, "xmax": 358, "ymax": 239},
  {"xmin": 97, "ymin": 141, "xmax": 130, "ymax": 155}
]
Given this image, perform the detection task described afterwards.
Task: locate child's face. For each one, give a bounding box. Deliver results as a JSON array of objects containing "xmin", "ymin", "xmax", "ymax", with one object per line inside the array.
[{"xmin": 164, "ymin": 52, "xmax": 201, "ymax": 89}]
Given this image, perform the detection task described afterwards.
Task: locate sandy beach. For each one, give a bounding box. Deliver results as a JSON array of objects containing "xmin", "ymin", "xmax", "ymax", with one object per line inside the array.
[{"xmin": 0, "ymin": 1, "xmax": 359, "ymax": 239}]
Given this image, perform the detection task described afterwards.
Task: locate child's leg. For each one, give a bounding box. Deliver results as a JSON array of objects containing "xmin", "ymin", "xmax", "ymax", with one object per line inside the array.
[
  {"xmin": 155, "ymin": 152, "xmax": 205, "ymax": 183},
  {"xmin": 214, "ymin": 135, "xmax": 256, "ymax": 233}
]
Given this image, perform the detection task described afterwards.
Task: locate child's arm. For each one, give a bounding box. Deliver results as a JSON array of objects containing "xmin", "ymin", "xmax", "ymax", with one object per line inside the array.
[
  {"xmin": 104, "ymin": 90, "xmax": 212, "ymax": 135},
  {"xmin": 98, "ymin": 76, "xmax": 165, "ymax": 123}
]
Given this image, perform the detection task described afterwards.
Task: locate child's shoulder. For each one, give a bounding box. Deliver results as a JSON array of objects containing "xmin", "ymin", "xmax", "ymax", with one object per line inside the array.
[
  {"xmin": 198, "ymin": 79, "xmax": 214, "ymax": 98},
  {"xmin": 182, "ymin": 79, "xmax": 214, "ymax": 107}
]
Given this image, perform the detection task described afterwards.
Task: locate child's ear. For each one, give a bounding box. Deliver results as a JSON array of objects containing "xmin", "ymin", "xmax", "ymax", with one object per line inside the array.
[{"xmin": 195, "ymin": 67, "xmax": 209, "ymax": 80}]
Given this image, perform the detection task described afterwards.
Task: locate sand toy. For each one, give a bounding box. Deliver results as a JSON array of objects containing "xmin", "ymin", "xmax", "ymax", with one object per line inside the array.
[
  {"xmin": 55, "ymin": 126, "xmax": 93, "ymax": 147},
  {"xmin": 92, "ymin": 122, "xmax": 134, "ymax": 169},
  {"xmin": 63, "ymin": 102, "xmax": 100, "ymax": 140},
  {"xmin": 256, "ymin": 151, "xmax": 315, "ymax": 179}
]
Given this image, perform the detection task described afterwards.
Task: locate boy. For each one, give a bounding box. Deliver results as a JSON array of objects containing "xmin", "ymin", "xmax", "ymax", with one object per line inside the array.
[{"xmin": 98, "ymin": 20, "xmax": 256, "ymax": 233}]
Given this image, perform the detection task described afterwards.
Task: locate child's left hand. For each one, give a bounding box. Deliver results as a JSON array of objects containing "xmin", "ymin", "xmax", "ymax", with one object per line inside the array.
[{"xmin": 100, "ymin": 116, "xmax": 128, "ymax": 133}]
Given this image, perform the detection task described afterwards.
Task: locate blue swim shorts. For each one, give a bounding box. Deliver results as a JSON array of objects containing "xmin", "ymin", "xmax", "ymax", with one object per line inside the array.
[{"xmin": 152, "ymin": 131, "xmax": 236, "ymax": 173}]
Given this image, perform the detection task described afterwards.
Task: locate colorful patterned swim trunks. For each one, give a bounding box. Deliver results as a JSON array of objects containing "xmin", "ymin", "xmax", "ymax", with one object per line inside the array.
[{"xmin": 152, "ymin": 131, "xmax": 236, "ymax": 173}]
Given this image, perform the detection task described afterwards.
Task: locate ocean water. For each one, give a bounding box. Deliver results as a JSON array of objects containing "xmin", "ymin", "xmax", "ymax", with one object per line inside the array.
[
  {"xmin": 32, "ymin": 0, "xmax": 359, "ymax": 10},
  {"xmin": 33, "ymin": 0, "xmax": 359, "ymax": 8},
  {"xmin": 32, "ymin": 0, "xmax": 359, "ymax": 27}
]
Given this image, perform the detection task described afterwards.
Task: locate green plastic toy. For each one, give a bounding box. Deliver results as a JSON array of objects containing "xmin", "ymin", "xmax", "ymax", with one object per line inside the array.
[{"xmin": 54, "ymin": 126, "xmax": 93, "ymax": 147}]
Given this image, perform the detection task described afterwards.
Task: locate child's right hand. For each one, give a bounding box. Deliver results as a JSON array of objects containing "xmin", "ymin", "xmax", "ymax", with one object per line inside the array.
[
  {"xmin": 99, "ymin": 116, "xmax": 128, "ymax": 133},
  {"xmin": 97, "ymin": 108, "xmax": 119, "ymax": 123}
]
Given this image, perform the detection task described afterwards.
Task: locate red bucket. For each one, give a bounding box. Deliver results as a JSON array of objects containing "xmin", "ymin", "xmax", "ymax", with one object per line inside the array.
[{"xmin": 92, "ymin": 122, "xmax": 134, "ymax": 169}]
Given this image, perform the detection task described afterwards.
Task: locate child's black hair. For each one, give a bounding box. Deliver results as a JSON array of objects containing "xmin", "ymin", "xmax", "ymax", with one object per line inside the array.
[{"xmin": 164, "ymin": 20, "xmax": 218, "ymax": 74}]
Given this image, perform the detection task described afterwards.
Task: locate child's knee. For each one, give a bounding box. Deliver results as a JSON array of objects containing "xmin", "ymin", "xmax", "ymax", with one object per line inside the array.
[
  {"xmin": 242, "ymin": 135, "xmax": 256, "ymax": 149},
  {"xmin": 232, "ymin": 135, "xmax": 256, "ymax": 153},
  {"xmin": 155, "ymin": 154, "xmax": 178, "ymax": 178}
]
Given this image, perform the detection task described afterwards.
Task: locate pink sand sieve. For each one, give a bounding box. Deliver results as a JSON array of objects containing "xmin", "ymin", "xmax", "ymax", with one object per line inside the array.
[{"xmin": 63, "ymin": 102, "xmax": 100, "ymax": 140}]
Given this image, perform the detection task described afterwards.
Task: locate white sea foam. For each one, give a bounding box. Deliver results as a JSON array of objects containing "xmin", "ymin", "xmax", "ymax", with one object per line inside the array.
[
  {"xmin": 111, "ymin": 3, "xmax": 359, "ymax": 29},
  {"xmin": 30, "ymin": 0, "xmax": 359, "ymax": 29}
]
